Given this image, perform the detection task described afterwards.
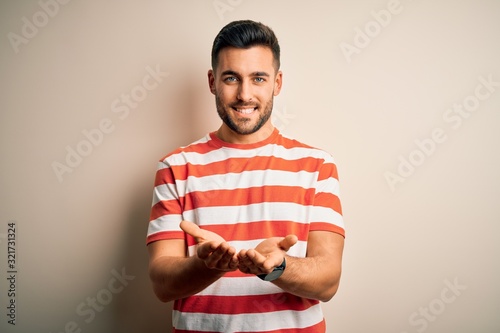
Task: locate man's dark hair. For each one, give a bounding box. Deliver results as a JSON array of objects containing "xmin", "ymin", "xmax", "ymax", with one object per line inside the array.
[{"xmin": 211, "ymin": 20, "xmax": 280, "ymax": 71}]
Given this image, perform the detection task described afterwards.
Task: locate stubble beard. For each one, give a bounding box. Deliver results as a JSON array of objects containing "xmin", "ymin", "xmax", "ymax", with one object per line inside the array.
[{"xmin": 215, "ymin": 94, "xmax": 274, "ymax": 135}]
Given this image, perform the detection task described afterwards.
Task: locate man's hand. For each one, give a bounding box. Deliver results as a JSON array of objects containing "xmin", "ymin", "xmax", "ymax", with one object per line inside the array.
[
  {"xmin": 237, "ymin": 235, "xmax": 298, "ymax": 275},
  {"xmin": 180, "ymin": 220, "xmax": 238, "ymax": 271}
]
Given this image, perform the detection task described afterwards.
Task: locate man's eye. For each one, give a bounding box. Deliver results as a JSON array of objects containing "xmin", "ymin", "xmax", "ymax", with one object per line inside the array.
[
  {"xmin": 254, "ymin": 77, "xmax": 265, "ymax": 83},
  {"xmin": 224, "ymin": 76, "xmax": 238, "ymax": 82}
]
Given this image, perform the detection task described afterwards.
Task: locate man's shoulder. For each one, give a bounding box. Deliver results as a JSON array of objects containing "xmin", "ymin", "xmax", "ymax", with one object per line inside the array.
[
  {"xmin": 276, "ymin": 132, "xmax": 335, "ymax": 161},
  {"xmin": 158, "ymin": 133, "xmax": 216, "ymax": 163},
  {"xmin": 277, "ymin": 132, "xmax": 315, "ymax": 149}
]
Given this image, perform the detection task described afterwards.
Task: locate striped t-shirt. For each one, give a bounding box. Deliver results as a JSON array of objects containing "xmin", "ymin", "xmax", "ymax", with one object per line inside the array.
[{"xmin": 147, "ymin": 128, "xmax": 344, "ymax": 333}]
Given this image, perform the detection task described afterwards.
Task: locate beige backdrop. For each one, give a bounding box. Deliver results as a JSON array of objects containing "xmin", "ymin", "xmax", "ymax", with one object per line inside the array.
[{"xmin": 1, "ymin": 0, "xmax": 499, "ymax": 332}]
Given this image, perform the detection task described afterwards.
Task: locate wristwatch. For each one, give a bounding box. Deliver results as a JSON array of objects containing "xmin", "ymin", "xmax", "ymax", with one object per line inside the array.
[{"xmin": 257, "ymin": 257, "xmax": 286, "ymax": 282}]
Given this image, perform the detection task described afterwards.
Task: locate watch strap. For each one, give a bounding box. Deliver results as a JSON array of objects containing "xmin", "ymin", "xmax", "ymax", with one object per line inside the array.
[{"xmin": 257, "ymin": 257, "xmax": 286, "ymax": 281}]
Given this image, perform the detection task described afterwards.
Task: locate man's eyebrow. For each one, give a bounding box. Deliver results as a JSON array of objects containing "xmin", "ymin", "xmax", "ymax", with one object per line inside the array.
[
  {"xmin": 251, "ymin": 71, "xmax": 270, "ymax": 77},
  {"xmin": 220, "ymin": 70, "xmax": 270, "ymax": 77},
  {"xmin": 221, "ymin": 70, "xmax": 240, "ymax": 77}
]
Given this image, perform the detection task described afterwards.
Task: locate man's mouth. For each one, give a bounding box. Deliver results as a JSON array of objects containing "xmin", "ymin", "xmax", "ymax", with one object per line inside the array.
[{"xmin": 232, "ymin": 106, "xmax": 258, "ymax": 114}]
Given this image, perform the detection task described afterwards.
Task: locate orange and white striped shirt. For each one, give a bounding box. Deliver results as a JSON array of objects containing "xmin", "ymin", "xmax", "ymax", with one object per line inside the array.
[{"xmin": 147, "ymin": 128, "xmax": 344, "ymax": 333}]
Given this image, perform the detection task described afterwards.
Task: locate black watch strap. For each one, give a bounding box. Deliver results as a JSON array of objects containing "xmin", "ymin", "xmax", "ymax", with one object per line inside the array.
[{"xmin": 257, "ymin": 257, "xmax": 286, "ymax": 282}]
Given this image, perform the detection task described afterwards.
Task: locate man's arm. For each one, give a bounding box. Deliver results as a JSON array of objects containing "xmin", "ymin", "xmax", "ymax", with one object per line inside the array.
[
  {"xmin": 148, "ymin": 221, "xmax": 239, "ymax": 302},
  {"xmin": 276, "ymin": 231, "xmax": 344, "ymax": 302},
  {"xmin": 238, "ymin": 230, "xmax": 344, "ymax": 302}
]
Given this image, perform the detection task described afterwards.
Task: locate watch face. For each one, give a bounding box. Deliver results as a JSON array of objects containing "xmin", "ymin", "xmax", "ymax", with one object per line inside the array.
[{"xmin": 263, "ymin": 267, "xmax": 284, "ymax": 281}]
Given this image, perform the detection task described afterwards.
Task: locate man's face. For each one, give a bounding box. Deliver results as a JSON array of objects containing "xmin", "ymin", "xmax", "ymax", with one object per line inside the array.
[{"xmin": 208, "ymin": 46, "xmax": 282, "ymax": 142}]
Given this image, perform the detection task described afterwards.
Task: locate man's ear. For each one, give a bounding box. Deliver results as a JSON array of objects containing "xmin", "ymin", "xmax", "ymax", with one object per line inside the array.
[
  {"xmin": 274, "ymin": 70, "xmax": 283, "ymax": 96},
  {"xmin": 208, "ymin": 69, "xmax": 216, "ymax": 95}
]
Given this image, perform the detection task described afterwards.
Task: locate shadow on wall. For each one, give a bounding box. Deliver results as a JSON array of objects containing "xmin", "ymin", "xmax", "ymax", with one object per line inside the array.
[
  {"xmin": 115, "ymin": 190, "xmax": 173, "ymax": 333},
  {"xmin": 109, "ymin": 69, "xmax": 212, "ymax": 332}
]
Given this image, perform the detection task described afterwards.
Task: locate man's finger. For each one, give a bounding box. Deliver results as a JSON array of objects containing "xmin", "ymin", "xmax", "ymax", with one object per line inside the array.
[
  {"xmin": 279, "ymin": 234, "xmax": 298, "ymax": 251},
  {"xmin": 180, "ymin": 220, "xmax": 204, "ymax": 241}
]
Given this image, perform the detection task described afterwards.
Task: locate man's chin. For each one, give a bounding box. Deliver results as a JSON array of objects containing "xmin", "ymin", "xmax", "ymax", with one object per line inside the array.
[{"xmin": 228, "ymin": 126, "xmax": 258, "ymax": 136}]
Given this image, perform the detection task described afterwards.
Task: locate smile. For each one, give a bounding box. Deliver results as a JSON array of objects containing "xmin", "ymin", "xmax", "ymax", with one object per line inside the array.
[{"xmin": 233, "ymin": 107, "xmax": 257, "ymax": 114}]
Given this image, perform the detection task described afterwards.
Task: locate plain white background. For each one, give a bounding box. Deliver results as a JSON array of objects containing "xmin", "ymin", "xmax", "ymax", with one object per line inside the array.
[{"xmin": 1, "ymin": 0, "xmax": 499, "ymax": 332}]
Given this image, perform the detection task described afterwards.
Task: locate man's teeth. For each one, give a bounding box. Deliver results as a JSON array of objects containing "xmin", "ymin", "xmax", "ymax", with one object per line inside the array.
[{"xmin": 236, "ymin": 108, "xmax": 255, "ymax": 114}]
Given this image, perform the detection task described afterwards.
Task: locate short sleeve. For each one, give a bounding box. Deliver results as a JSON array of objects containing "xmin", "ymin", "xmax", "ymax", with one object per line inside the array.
[
  {"xmin": 309, "ymin": 155, "xmax": 345, "ymax": 237},
  {"xmin": 146, "ymin": 161, "xmax": 184, "ymax": 244}
]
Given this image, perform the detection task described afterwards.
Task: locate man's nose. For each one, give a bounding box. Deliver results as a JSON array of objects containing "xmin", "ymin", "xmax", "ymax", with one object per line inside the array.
[{"xmin": 237, "ymin": 80, "xmax": 253, "ymax": 102}]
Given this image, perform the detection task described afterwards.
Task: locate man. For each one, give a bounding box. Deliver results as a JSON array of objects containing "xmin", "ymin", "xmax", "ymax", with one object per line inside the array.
[{"xmin": 147, "ymin": 20, "xmax": 345, "ymax": 332}]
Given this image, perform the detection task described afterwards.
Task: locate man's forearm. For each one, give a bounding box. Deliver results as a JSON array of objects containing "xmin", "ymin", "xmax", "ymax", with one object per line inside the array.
[
  {"xmin": 272, "ymin": 255, "xmax": 342, "ymax": 302},
  {"xmin": 149, "ymin": 255, "xmax": 225, "ymax": 302}
]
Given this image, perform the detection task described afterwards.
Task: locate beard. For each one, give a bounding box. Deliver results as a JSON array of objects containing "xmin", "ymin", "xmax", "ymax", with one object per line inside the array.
[{"xmin": 215, "ymin": 94, "xmax": 274, "ymax": 135}]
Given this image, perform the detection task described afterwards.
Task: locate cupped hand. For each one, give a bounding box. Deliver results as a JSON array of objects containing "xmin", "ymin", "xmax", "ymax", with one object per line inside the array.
[
  {"xmin": 237, "ymin": 235, "xmax": 298, "ymax": 275},
  {"xmin": 180, "ymin": 220, "xmax": 238, "ymax": 271}
]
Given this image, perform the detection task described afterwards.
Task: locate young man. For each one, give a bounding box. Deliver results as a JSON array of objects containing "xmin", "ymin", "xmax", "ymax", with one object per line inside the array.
[{"xmin": 147, "ymin": 20, "xmax": 345, "ymax": 332}]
